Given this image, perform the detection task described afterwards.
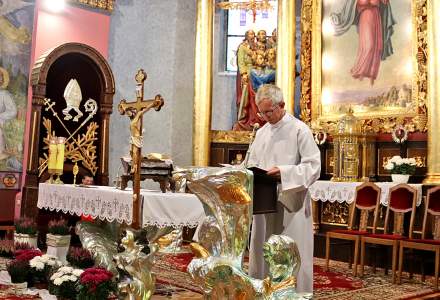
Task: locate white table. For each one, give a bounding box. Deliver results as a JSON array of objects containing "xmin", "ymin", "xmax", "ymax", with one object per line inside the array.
[
  {"xmin": 37, "ymin": 183, "xmax": 205, "ymax": 228},
  {"xmin": 309, "ymin": 180, "xmax": 423, "ymax": 206}
]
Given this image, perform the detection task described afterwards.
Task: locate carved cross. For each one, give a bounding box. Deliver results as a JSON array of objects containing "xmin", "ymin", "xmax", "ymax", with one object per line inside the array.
[{"xmin": 118, "ymin": 69, "xmax": 164, "ymax": 229}]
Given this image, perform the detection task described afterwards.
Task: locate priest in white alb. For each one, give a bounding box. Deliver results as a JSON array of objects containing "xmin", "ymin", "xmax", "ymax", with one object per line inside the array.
[{"xmin": 246, "ymin": 84, "xmax": 321, "ymax": 293}]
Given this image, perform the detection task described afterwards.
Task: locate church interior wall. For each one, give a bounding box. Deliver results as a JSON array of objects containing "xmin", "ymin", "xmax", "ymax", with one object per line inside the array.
[{"xmin": 108, "ymin": 0, "xmax": 196, "ymax": 186}]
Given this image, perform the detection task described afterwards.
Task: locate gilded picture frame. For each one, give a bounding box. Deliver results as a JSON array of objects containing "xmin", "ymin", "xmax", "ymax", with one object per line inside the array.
[{"xmin": 300, "ymin": 0, "xmax": 428, "ymax": 134}]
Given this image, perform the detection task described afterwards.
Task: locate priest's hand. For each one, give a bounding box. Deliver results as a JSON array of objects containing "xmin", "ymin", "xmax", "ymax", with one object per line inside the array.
[{"xmin": 267, "ymin": 167, "xmax": 280, "ymax": 176}]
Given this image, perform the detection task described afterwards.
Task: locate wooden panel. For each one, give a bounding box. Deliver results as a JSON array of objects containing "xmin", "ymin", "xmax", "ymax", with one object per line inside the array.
[
  {"xmin": 377, "ymin": 147, "xmax": 400, "ymax": 176},
  {"xmin": 0, "ymin": 190, "xmax": 18, "ymax": 222},
  {"xmin": 210, "ymin": 147, "xmax": 225, "ymax": 167},
  {"xmin": 407, "ymin": 147, "xmax": 427, "ymax": 176}
]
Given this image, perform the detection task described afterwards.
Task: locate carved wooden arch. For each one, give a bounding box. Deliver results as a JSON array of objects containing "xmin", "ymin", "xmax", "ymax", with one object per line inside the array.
[
  {"xmin": 31, "ymin": 42, "xmax": 115, "ymax": 108},
  {"xmin": 22, "ymin": 42, "xmax": 115, "ymax": 217}
]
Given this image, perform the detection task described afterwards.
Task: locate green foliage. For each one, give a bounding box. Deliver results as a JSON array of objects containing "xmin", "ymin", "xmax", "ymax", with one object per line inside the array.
[
  {"xmin": 48, "ymin": 219, "xmax": 70, "ymax": 235},
  {"xmin": 392, "ymin": 163, "xmax": 416, "ymax": 175},
  {"xmin": 15, "ymin": 218, "xmax": 37, "ymax": 235}
]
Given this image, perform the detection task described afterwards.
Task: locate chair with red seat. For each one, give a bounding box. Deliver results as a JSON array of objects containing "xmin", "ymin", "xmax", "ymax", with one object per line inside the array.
[
  {"xmin": 325, "ymin": 182, "xmax": 381, "ymax": 276},
  {"xmin": 360, "ymin": 183, "xmax": 417, "ymax": 283},
  {"xmin": 397, "ymin": 185, "xmax": 440, "ymax": 289}
]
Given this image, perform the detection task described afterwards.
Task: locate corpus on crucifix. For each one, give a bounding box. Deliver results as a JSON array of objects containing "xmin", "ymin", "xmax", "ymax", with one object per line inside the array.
[{"xmin": 118, "ymin": 69, "xmax": 164, "ymax": 229}]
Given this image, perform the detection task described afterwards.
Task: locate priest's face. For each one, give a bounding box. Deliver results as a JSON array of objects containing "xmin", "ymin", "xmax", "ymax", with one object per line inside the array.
[{"xmin": 257, "ymin": 99, "xmax": 285, "ymax": 124}]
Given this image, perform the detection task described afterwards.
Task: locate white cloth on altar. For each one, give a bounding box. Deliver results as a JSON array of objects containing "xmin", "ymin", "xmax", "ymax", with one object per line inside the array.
[
  {"xmin": 309, "ymin": 181, "xmax": 423, "ymax": 206},
  {"xmin": 38, "ymin": 184, "xmax": 205, "ymax": 228},
  {"xmin": 38, "ymin": 184, "xmax": 134, "ymax": 224},
  {"xmin": 141, "ymin": 190, "xmax": 205, "ymax": 228},
  {"xmin": 247, "ymin": 113, "xmax": 321, "ymax": 293}
]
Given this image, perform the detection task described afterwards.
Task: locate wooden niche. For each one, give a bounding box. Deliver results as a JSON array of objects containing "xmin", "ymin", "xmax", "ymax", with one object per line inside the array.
[{"xmin": 21, "ymin": 43, "xmax": 115, "ymax": 217}]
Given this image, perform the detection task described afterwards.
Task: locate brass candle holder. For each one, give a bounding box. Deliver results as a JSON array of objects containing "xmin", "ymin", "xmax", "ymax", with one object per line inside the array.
[{"xmin": 73, "ymin": 162, "xmax": 79, "ymax": 185}]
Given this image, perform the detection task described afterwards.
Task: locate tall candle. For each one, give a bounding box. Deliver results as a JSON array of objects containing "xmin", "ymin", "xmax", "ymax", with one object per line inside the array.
[
  {"xmin": 48, "ymin": 137, "xmax": 57, "ymax": 171},
  {"xmin": 55, "ymin": 137, "xmax": 66, "ymax": 171}
]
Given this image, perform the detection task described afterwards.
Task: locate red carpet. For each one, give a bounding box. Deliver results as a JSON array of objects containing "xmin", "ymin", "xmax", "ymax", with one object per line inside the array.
[{"xmin": 314, "ymin": 264, "xmax": 363, "ymax": 292}]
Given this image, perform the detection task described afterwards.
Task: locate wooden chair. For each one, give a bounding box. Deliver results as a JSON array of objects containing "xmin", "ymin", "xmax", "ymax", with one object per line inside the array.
[
  {"xmin": 398, "ymin": 186, "xmax": 440, "ymax": 289},
  {"xmin": 325, "ymin": 182, "xmax": 381, "ymax": 276},
  {"xmin": 360, "ymin": 183, "xmax": 417, "ymax": 283}
]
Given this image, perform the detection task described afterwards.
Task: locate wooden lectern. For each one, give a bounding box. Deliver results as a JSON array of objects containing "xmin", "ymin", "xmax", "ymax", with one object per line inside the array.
[{"xmin": 249, "ymin": 167, "xmax": 279, "ymax": 214}]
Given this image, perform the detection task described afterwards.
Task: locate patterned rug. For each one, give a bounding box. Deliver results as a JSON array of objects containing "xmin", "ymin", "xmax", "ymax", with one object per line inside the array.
[{"xmin": 153, "ymin": 252, "xmax": 438, "ymax": 300}]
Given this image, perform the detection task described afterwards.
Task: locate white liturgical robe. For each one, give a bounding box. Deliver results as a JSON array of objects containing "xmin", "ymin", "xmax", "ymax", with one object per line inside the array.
[{"xmin": 247, "ymin": 113, "xmax": 321, "ymax": 293}]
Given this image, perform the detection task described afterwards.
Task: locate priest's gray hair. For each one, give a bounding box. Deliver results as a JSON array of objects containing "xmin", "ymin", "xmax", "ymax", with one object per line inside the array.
[{"xmin": 255, "ymin": 84, "xmax": 284, "ymax": 105}]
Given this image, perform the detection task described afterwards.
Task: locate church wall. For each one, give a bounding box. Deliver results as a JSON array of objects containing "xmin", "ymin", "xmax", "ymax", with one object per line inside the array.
[
  {"xmin": 211, "ymin": 10, "xmax": 236, "ymax": 131},
  {"xmin": 19, "ymin": 0, "xmax": 111, "ymax": 218},
  {"xmin": 108, "ymin": 0, "xmax": 196, "ymax": 185}
]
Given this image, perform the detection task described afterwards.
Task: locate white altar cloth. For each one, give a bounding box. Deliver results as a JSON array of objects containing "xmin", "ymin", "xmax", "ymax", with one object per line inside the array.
[
  {"xmin": 309, "ymin": 181, "xmax": 423, "ymax": 206},
  {"xmin": 37, "ymin": 183, "xmax": 205, "ymax": 228},
  {"xmin": 141, "ymin": 190, "xmax": 205, "ymax": 228}
]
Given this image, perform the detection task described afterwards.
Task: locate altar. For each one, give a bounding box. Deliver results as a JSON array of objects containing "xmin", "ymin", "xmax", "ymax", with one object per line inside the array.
[
  {"xmin": 37, "ymin": 183, "xmax": 205, "ymax": 229},
  {"xmin": 309, "ymin": 181, "xmax": 424, "ymax": 233}
]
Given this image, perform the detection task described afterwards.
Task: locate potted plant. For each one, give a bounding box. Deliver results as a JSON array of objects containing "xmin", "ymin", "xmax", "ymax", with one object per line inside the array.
[
  {"xmin": 14, "ymin": 218, "xmax": 38, "ymax": 248},
  {"xmin": 46, "ymin": 219, "xmax": 71, "ymax": 263},
  {"xmin": 66, "ymin": 246, "xmax": 94, "ymax": 269},
  {"xmin": 0, "ymin": 239, "xmax": 14, "ymax": 258},
  {"xmin": 7, "ymin": 259, "xmax": 29, "ymax": 293},
  {"xmin": 385, "ymin": 156, "xmax": 417, "ymax": 183},
  {"xmin": 7, "ymin": 248, "xmax": 42, "ymax": 292},
  {"xmin": 29, "ymin": 254, "xmax": 62, "ymax": 288},
  {"xmin": 49, "ymin": 266, "xmax": 83, "ymax": 300},
  {"xmin": 78, "ymin": 267, "xmax": 116, "ymax": 300}
]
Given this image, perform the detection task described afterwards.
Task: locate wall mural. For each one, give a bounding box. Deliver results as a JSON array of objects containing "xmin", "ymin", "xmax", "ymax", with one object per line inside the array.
[{"xmin": 0, "ymin": 0, "xmax": 34, "ymax": 177}]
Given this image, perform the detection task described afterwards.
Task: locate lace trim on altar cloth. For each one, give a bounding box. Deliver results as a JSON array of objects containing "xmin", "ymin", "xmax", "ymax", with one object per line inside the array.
[
  {"xmin": 36, "ymin": 205, "xmax": 133, "ymax": 225},
  {"xmin": 141, "ymin": 220, "xmax": 200, "ymax": 229},
  {"xmin": 309, "ymin": 181, "xmax": 423, "ymax": 206}
]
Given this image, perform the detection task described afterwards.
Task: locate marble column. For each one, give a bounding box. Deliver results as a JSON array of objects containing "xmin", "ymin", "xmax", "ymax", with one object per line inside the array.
[
  {"xmin": 424, "ymin": 0, "xmax": 440, "ymax": 184},
  {"xmin": 276, "ymin": 0, "xmax": 296, "ymax": 114},
  {"xmin": 193, "ymin": 0, "xmax": 213, "ymax": 166}
]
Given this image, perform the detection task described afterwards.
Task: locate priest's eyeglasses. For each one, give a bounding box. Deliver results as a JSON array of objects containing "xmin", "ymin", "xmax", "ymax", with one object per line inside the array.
[{"xmin": 257, "ymin": 105, "xmax": 279, "ymax": 118}]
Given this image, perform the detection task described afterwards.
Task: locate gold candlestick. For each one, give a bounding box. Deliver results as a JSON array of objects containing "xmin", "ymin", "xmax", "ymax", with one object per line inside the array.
[
  {"xmin": 46, "ymin": 137, "xmax": 58, "ymax": 184},
  {"xmin": 73, "ymin": 162, "xmax": 79, "ymax": 185}
]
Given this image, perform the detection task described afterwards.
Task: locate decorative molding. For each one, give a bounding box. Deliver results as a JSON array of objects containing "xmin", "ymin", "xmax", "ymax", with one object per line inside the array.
[
  {"xmin": 300, "ymin": 0, "xmax": 428, "ymax": 134},
  {"xmin": 70, "ymin": 0, "xmax": 114, "ymax": 12},
  {"xmin": 211, "ymin": 130, "xmax": 252, "ymax": 144}
]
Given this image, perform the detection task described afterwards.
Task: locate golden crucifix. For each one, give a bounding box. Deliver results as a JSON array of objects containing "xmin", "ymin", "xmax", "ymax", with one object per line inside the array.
[{"xmin": 118, "ymin": 69, "xmax": 164, "ymax": 229}]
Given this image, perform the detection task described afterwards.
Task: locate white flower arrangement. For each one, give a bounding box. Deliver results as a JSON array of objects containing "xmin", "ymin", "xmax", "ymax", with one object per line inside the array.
[
  {"xmin": 50, "ymin": 266, "xmax": 83, "ymax": 286},
  {"xmin": 29, "ymin": 254, "xmax": 62, "ymax": 271},
  {"xmin": 384, "ymin": 156, "xmax": 417, "ymax": 175}
]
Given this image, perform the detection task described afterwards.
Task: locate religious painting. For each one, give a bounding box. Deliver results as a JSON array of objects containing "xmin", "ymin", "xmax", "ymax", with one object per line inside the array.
[
  {"xmin": 300, "ymin": 0, "xmax": 427, "ymax": 133},
  {"xmin": 0, "ymin": 1, "xmax": 35, "ymax": 172}
]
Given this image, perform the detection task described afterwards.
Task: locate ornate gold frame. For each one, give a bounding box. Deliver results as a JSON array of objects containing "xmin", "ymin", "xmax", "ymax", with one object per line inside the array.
[{"xmin": 300, "ymin": 0, "xmax": 428, "ymax": 134}]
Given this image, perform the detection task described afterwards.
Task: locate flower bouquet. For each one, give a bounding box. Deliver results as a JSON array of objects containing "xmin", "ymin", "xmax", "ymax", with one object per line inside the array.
[
  {"xmin": 49, "ymin": 266, "xmax": 83, "ymax": 300},
  {"xmin": 7, "ymin": 259, "xmax": 29, "ymax": 283},
  {"xmin": 66, "ymin": 247, "xmax": 94, "ymax": 269},
  {"xmin": 47, "ymin": 219, "xmax": 71, "ymax": 263},
  {"xmin": 14, "ymin": 218, "xmax": 38, "ymax": 248},
  {"xmin": 384, "ymin": 156, "xmax": 417, "ymax": 183},
  {"xmin": 78, "ymin": 267, "xmax": 116, "ymax": 300},
  {"xmin": 29, "ymin": 254, "xmax": 62, "ymax": 285},
  {"xmin": 47, "ymin": 219, "xmax": 70, "ymax": 235}
]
